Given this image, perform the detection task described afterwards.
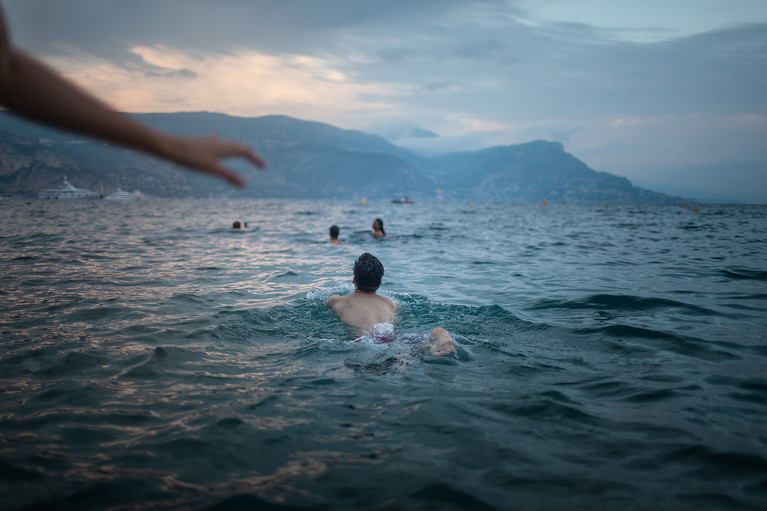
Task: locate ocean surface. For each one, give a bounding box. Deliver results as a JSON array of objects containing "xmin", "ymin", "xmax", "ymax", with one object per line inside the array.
[{"xmin": 1, "ymin": 198, "xmax": 766, "ymax": 511}]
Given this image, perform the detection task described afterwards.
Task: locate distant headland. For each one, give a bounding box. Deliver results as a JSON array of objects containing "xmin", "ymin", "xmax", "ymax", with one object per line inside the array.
[{"xmin": 0, "ymin": 111, "xmax": 687, "ymax": 203}]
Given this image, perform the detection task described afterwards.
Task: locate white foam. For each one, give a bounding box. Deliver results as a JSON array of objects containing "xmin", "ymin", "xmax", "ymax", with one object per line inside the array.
[{"xmin": 306, "ymin": 282, "xmax": 354, "ymax": 302}]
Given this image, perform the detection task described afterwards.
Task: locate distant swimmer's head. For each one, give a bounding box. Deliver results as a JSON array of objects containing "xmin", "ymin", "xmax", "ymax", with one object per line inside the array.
[
  {"xmin": 353, "ymin": 252, "xmax": 384, "ymax": 292},
  {"xmin": 232, "ymin": 221, "xmax": 241, "ymax": 229},
  {"xmin": 373, "ymin": 218, "xmax": 385, "ymax": 235},
  {"xmin": 329, "ymin": 225, "xmax": 340, "ymax": 238}
]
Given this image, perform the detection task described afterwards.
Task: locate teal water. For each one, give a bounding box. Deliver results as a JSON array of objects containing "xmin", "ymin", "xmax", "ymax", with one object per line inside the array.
[{"xmin": 1, "ymin": 199, "xmax": 766, "ymax": 510}]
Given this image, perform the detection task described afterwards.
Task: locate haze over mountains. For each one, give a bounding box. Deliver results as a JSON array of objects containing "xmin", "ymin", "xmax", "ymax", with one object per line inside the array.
[{"xmin": 0, "ymin": 111, "xmax": 682, "ymax": 202}]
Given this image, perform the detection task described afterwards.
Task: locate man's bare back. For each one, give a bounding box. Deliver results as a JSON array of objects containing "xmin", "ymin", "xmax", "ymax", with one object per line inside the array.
[
  {"xmin": 327, "ymin": 253, "xmax": 455, "ymax": 356},
  {"xmin": 326, "ymin": 291, "xmax": 397, "ymax": 333}
]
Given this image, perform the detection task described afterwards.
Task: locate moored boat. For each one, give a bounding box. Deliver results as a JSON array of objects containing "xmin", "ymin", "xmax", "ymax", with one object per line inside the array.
[
  {"xmin": 104, "ymin": 188, "xmax": 143, "ymax": 200},
  {"xmin": 38, "ymin": 176, "xmax": 100, "ymax": 200}
]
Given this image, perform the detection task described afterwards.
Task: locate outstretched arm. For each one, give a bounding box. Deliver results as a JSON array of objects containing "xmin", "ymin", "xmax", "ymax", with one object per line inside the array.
[{"xmin": 0, "ymin": 7, "xmax": 265, "ymax": 186}]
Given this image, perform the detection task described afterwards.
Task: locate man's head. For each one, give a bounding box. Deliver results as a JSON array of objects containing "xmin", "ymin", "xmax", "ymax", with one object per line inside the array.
[
  {"xmin": 353, "ymin": 253, "xmax": 384, "ymax": 293},
  {"xmin": 329, "ymin": 225, "xmax": 340, "ymax": 238}
]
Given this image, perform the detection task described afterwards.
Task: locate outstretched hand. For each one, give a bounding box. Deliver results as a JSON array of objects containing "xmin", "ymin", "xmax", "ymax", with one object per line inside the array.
[
  {"xmin": 161, "ymin": 135, "xmax": 266, "ymax": 187},
  {"xmin": 0, "ymin": 5, "xmax": 267, "ymax": 188}
]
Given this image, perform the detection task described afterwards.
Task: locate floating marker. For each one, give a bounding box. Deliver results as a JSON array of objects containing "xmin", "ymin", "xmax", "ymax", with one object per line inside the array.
[
  {"xmin": 542, "ymin": 199, "xmax": 548, "ymax": 205},
  {"xmin": 362, "ymin": 198, "xmax": 367, "ymax": 204}
]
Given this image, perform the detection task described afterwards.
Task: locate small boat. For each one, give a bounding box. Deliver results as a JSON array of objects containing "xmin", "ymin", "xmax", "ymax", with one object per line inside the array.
[
  {"xmin": 38, "ymin": 176, "xmax": 100, "ymax": 200},
  {"xmin": 391, "ymin": 196, "xmax": 414, "ymax": 204},
  {"xmin": 104, "ymin": 188, "xmax": 143, "ymax": 200}
]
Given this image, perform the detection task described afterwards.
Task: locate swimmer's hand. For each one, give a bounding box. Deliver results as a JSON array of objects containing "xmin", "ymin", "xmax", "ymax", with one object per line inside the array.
[
  {"xmin": 157, "ymin": 134, "xmax": 266, "ymax": 187},
  {"xmin": 423, "ymin": 327, "xmax": 456, "ymax": 357}
]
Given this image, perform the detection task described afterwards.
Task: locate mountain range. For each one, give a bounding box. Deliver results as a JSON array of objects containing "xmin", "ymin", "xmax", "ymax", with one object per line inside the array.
[{"xmin": 0, "ymin": 111, "xmax": 681, "ymax": 202}]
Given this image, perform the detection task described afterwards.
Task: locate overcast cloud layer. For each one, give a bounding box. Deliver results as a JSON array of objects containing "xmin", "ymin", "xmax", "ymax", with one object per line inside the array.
[{"xmin": 4, "ymin": 0, "xmax": 767, "ymax": 202}]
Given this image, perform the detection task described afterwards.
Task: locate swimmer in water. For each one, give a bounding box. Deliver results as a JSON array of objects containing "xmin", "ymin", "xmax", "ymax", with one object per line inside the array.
[
  {"xmin": 372, "ymin": 218, "xmax": 385, "ymax": 238},
  {"xmin": 326, "ymin": 253, "xmax": 456, "ymax": 356},
  {"xmin": 329, "ymin": 225, "xmax": 343, "ymax": 245}
]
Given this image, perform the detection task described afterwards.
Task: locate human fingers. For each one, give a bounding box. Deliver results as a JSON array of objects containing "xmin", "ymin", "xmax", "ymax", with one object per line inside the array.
[
  {"xmin": 215, "ymin": 138, "xmax": 267, "ymax": 169},
  {"xmin": 210, "ymin": 164, "xmax": 246, "ymax": 187}
]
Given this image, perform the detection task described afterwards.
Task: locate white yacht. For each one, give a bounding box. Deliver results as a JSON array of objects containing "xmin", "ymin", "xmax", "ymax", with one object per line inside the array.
[
  {"xmin": 38, "ymin": 176, "xmax": 100, "ymax": 200},
  {"xmin": 104, "ymin": 188, "xmax": 143, "ymax": 200}
]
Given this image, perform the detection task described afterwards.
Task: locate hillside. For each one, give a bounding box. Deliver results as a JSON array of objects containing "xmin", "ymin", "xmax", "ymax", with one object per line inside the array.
[{"xmin": 0, "ymin": 111, "xmax": 681, "ymax": 202}]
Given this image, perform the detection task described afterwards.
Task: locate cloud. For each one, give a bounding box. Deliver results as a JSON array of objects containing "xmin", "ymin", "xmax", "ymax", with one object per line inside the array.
[
  {"xmin": 49, "ymin": 44, "xmax": 404, "ymax": 121},
  {"xmin": 144, "ymin": 69, "xmax": 198, "ymax": 79},
  {"xmin": 5, "ymin": 0, "xmax": 474, "ymax": 58},
  {"xmin": 12, "ymin": 2, "xmax": 765, "ymax": 123},
  {"xmin": 458, "ymin": 118, "xmax": 511, "ymax": 134}
]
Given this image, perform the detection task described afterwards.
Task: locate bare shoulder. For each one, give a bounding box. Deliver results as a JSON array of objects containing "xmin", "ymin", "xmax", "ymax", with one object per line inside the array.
[
  {"xmin": 326, "ymin": 294, "xmax": 342, "ymax": 306},
  {"xmin": 380, "ymin": 295, "xmax": 397, "ymax": 309}
]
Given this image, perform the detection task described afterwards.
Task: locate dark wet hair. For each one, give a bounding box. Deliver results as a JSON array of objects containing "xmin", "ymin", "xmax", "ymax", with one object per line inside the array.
[
  {"xmin": 353, "ymin": 253, "xmax": 384, "ymax": 292},
  {"xmin": 232, "ymin": 221, "xmax": 241, "ymax": 229},
  {"xmin": 374, "ymin": 218, "xmax": 385, "ymax": 235},
  {"xmin": 329, "ymin": 225, "xmax": 340, "ymax": 238}
]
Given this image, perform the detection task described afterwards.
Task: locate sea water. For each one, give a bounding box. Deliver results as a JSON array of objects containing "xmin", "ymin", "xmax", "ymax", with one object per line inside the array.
[{"xmin": 0, "ymin": 198, "xmax": 765, "ymax": 510}]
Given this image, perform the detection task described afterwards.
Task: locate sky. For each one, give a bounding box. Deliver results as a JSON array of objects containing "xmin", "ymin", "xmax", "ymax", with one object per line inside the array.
[{"xmin": 4, "ymin": 0, "xmax": 767, "ymax": 202}]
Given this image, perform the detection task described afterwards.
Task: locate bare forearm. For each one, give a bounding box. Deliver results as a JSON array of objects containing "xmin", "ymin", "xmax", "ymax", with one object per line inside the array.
[
  {"xmin": 0, "ymin": 2, "xmax": 264, "ymax": 186},
  {"xmin": 0, "ymin": 48, "xmax": 264, "ymax": 185},
  {"xmin": 0, "ymin": 49, "xmax": 167, "ymax": 156}
]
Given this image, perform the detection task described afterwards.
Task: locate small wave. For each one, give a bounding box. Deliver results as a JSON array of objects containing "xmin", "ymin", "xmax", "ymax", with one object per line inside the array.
[
  {"xmin": 305, "ymin": 283, "xmax": 354, "ymax": 302},
  {"xmin": 720, "ymin": 268, "xmax": 767, "ymax": 281},
  {"xmin": 621, "ymin": 388, "xmax": 683, "ymax": 403},
  {"xmin": 528, "ymin": 293, "xmax": 717, "ymax": 316},
  {"xmin": 0, "ymin": 458, "xmax": 45, "ymax": 483},
  {"xmin": 64, "ymin": 305, "xmax": 135, "ymax": 323},
  {"xmin": 410, "ymin": 483, "xmax": 495, "ymax": 511},
  {"xmin": 168, "ymin": 292, "xmax": 209, "ymax": 305},
  {"xmin": 574, "ymin": 324, "xmax": 740, "ymax": 363},
  {"xmin": 664, "ymin": 444, "xmax": 767, "ymax": 476},
  {"xmin": 395, "ymin": 296, "xmax": 528, "ymax": 339},
  {"xmin": 726, "ymin": 378, "xmax": 767, "ymax": 405},
  {"xmin": 491, "ymin": 398, "xmax": 600, "ymax": 426},
  {"xmin": 274, "ymin": 270, "xmax": 299, "ymax": 278}
]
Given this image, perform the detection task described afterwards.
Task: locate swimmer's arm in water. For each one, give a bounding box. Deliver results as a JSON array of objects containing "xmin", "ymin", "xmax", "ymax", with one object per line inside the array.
[
  {"xmin": 326, "ymin": 295, "xmax": 342, "ymax": 309},
  {"xmin": 326, "ymin": 294, "xmax": 350, "ymax": 325},
  {"xmin": 382, "ymin": 295, "xmax": 397, "ymax": 318},
  {"xmin": 326, "ymin": 294, "xmax": 351, "ymax": 324},
  {"xmin": 0, "ymin": 8, "xmax": 264, "ymax": 187}
]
